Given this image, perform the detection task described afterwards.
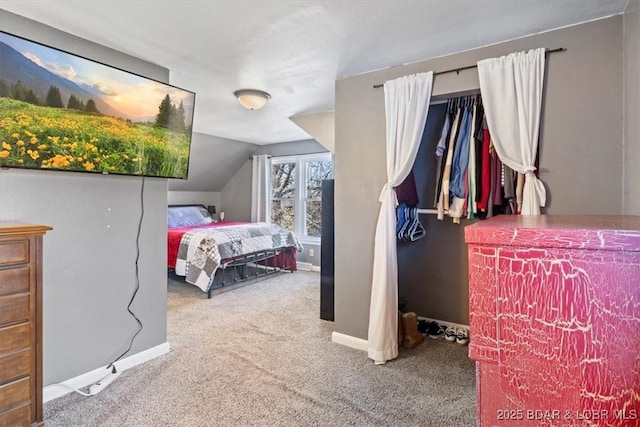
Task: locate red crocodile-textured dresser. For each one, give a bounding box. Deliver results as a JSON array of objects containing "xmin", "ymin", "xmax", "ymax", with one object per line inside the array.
[{"xmin": 465, "ymin": 215, "xmax": 640, "ymax": 427}]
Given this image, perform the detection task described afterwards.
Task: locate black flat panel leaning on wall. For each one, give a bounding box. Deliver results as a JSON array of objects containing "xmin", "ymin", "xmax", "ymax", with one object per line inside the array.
[{"xmin": 320, "ymin": 179, "xmax": 335, "ymax": 321}]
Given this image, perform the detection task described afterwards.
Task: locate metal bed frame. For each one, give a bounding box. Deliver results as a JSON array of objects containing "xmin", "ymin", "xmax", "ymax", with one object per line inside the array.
[{"xmin": 205, "ymin": 247, "xmax": 295, "ymax": 298}]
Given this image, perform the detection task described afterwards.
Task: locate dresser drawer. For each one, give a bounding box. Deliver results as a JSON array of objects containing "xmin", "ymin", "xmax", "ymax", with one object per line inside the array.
[
  {"xmin": 0, "ymin": 323, "xmax": 30, "ymax": 355},
  {"xmin": 0, "ymin": 402, "xmax": 30, "ymax": 427},
  {"xmin": 0, "ymin": 267, "xmax": 30, "ymax": 297},
  {"xmin": 0, "ymin": 350, "xmax": 31, "ymax": 385},
  {"xmin": 0, "ymin": 295, "xmax": 30, "ymax": 326},
  {"xmin": 0, "ymin": 376, "xmax": 30, "ymax": 412},
  {"xmin": 0, "ymin": 223, "xmax": 49, "ymax": 427},
  {"xmin": 0, "ymin": 240, "xmax": 29, "ymax": 267}
]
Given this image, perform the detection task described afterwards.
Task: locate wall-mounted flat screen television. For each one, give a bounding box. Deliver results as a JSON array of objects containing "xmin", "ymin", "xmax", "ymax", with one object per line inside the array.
[{"xmin": 0, "ymin": 30, "xmax": 195, "ymax": 179}]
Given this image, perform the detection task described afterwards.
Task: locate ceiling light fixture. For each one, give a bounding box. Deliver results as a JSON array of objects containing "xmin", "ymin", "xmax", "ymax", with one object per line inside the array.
[{"xmin": 234, "ymin": 89, "xmax": 271, "ymax": 110}]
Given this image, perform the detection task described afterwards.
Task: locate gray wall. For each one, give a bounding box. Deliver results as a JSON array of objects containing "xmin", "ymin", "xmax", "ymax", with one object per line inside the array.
[
  {"xmin": 334, "ymin": 17, "xmax": 625, "ymax": 339},
  {"xmin": 220, "ymin": 139, "xmax": 328, "ymax": 265},
  {"xmin": 167, "ymin": 191, "xmax": 221, "ymax": 218},
  {"xmin": 0, "ymin": 11, "xmax": 169, "ymax": 384},
  {"xmin": 254, "ymin": 139, "xmax": 327, "ymax": 158},
  {"xmin": 625, "ymin": 0, "xmax": 640, "ymax": 215},
  {"xmin": 168, "ymin": 132, "xmax": 258, "ymax": 192},
  {"xmin": 167, "ymin": 132, "xmax": 257, "ymax": 220},
  {"xmin": 220, "ymin": 161, "xmax": 253, "ymax": 223}
]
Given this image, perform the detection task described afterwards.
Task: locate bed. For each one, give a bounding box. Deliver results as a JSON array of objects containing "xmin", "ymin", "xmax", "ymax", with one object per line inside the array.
[{"xmin": 168, "ymin": 205, "xmax": 302, "ymax": 298}]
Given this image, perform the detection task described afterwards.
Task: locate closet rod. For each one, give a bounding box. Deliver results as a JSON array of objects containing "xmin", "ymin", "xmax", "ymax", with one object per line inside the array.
[
  {"xmin": 373, "ymin": 47, "xmax": 565, "ymax": 88},
  {"xmin": 417, "ymin": 208, "xmax": 438, "ymax": 215}
]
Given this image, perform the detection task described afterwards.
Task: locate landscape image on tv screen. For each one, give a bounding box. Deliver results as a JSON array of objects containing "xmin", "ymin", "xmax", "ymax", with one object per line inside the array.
[{"xmin": 0, "ymin": 31, "xmax": 195, "ymax": 179}]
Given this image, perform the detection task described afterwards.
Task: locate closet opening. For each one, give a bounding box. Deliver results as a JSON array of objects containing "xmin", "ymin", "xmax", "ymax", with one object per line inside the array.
[{"xmin": 396, "ymin": 90, "xmax": 517, "ymax": 344}]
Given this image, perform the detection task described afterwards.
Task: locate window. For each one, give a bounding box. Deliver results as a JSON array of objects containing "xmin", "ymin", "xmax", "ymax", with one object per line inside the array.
[{"xmin": 270, "ymin": 153, "xmax": 333, "ymax": 242}]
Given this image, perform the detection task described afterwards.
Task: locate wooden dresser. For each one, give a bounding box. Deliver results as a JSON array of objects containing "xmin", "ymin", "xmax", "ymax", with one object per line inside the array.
[{"xmin": 0, "ymin": 222, "xmax": 51, "ymax": 427}]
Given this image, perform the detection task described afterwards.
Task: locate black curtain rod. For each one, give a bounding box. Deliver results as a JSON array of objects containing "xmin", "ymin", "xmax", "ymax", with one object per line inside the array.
[
  {"xmin": 249, "ymin": 155, "xmax": 272, "ymax": 160},
  {"xmin": 249, "ymin": 151, "xmax": 329, "ymax": 160},
  {"xmin": 373, "ymin": 47, "xmax": 565, "ymax": 88}
]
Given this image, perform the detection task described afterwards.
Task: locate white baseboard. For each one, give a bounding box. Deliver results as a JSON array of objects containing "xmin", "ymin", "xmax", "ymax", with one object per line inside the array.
[
  {"xmin": 43, "ymin": 341, "xmax": 170, "ymax": 402},
  {"xmin": 296, "ymin": 261, "xmax": 313, "ymax": 271},
  {"xmin": 331, "ymin": 331, "xmax": 368, "ymax": 352},
  {"xmin": 296, "ymin": 261, "xmax": 320, "ymax": 272},
  {"xmin": 331, "ymin": 320, "xmax": 467, "ymax": 354}
]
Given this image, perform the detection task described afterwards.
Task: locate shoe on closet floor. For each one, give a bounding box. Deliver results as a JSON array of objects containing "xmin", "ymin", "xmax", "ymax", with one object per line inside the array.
[
  {"xmin": 444, "ymin": 326, "xmax": 457, "ymax": 343},
  {"xmin": 456, "ymin": 328, "xmax": 470, "ymax": 346},
  {"xmin": 427, "ymin": 323, "xmax": 446, "ymax": 339},
  {"xmin": 417, "ymin": 319, "xmax": 436, "ymax": 334},
  {"xmin": 402, "ymin": 312, "xmax": 424, "ymax": 349}
]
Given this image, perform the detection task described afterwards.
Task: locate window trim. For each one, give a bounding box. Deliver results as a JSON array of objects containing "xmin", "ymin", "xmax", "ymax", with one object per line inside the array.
[{"xmin": 269, "ymin": 152, "xmax": 333, "ymax": 244}]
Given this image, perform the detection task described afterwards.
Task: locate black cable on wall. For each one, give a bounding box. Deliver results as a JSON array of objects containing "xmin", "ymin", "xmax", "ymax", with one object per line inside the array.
[{"xmin": 107, "ymin": 176, "xmax": 145, "ymax": 369}]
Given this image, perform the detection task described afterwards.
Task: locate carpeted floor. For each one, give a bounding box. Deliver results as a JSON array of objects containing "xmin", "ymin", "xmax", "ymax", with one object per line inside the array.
[{"xmin": 44, "ymin": 271, "xmax": 476, "ymax": 426}]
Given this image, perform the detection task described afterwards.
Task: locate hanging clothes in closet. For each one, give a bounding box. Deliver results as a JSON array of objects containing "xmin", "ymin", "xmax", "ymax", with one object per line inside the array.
[
  {"xmin": 434, "ymin": 95, "xmax": 518, "ymax": 224},
  {"xmin": 396, "ymin": 203, "xmax": 426, "ymax": 242},
  {"xmin": 394, "ymin": 170, "xmax": 426, "ymax": 241}
]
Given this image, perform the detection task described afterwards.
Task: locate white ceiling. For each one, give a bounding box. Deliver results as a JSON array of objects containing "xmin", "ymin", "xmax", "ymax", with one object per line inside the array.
[{"xmin": 0, "ymin": 1, "xmax": 629, "ymax": 145}]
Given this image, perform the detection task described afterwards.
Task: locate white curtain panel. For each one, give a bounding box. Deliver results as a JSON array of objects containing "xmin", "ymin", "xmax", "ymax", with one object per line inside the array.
[
  {"xmin": 368, "ymin": 72, "xmax": 433, "ymax": 364},
  {"xmin": 251, "ymin": 154, "xmax": 270, "ymax": 222},
  {"xmin": 477, "ymin": 48, "xmax": 546, "ymax": 215}
]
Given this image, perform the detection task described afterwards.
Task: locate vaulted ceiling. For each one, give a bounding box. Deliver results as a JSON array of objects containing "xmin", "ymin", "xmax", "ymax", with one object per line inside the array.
[{"xmin": 0, "ymin": 1, "xmax": 630, "ymax": 145}]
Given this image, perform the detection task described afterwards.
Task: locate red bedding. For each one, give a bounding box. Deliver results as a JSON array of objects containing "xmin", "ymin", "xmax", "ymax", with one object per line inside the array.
[{"xmin": 167, "ymin": 221, "xmax": 297, "ymax": 270}]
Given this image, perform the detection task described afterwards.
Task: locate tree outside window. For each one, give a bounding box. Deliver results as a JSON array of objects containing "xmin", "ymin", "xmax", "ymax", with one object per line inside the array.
[
  {"xmin": 305, "ymin": 158, "xmax": 332, "ymax": 237},
  {"xmin": 271, "ymin": 161, "xmax": 296, "ymax": 231},
  {"xmin": 270, "ymin": 153, "xmax": 332, "ymax": 241}
]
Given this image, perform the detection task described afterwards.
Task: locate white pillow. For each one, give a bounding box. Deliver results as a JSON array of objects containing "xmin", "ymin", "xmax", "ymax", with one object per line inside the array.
[{"xmin": 168, "ymin": 206, "xmax": 213, "ymax": 228}]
